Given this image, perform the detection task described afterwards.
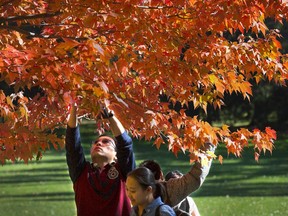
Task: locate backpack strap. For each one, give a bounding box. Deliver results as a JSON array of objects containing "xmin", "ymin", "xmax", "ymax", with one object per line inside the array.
[{"xmin": 156, "ymin": 204, "xmax": 166, "ymax": 216}]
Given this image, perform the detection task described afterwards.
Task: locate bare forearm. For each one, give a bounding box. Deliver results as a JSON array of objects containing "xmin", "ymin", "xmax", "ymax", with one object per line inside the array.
[
  {"xmin": 108, "ymin": 115, "xmax": 125, "ymax": 137},
  {"xmin": 67, "ymin": 104, "xmax": 78, "ymax": 128}
]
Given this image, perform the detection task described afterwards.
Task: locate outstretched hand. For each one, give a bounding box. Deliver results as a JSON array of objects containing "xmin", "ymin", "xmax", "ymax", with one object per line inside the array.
[
  {"xmin": 67, "ymin": 101, "xmax": 78, "ymax": 128},
  {"xmin": 101, "ymin": 106, "xmax": 114, "ymax": 119}
]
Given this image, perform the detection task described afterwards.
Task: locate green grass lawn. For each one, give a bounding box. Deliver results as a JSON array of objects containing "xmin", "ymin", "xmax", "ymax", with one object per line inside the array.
[{"xmin": 0, "ymin": 122, "xmax": 287, "ymax": 216}]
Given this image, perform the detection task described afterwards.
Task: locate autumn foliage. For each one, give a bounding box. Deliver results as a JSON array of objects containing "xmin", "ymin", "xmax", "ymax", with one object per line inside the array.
[{"xmin": 0, "ymin": 0, "xmax": 287, "ymax": 164}]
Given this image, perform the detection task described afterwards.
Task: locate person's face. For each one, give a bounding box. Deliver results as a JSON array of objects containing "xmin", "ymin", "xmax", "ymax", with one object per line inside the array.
[
  {"xmin": 90, "ymin": 136, "xmax": 116, "ymax": 162},
  {"xmin": 126, "ymin": 176, "xmax": 152, "ymax": 208}
]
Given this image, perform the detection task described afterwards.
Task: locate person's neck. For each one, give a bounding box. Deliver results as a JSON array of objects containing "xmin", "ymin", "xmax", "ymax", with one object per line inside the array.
[
  {"xmin": 138, "ymin": 197, "xmax": 154, "ymax": 215},
  {"xmin": 92, "ymin": 162, "xmax": 107, "ymax": 170},
  {"xmin": 92, "ymin": 158, "xmax": 113, "ymax": 170},
  {"xmin": 138, "ymin": 206, "xmax": 145, "ymax": 216}
]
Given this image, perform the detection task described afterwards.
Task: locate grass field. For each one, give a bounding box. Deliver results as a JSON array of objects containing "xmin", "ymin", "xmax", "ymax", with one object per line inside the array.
[{"xmin": 0, "ymin": 122, "xmax": 287, "ymax": 216}]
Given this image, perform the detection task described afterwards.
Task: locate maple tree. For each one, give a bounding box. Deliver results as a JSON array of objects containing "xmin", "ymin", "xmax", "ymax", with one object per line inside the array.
[{"xmin": 1, "ymin": 0, "xmax": 287, "ymax": 165}]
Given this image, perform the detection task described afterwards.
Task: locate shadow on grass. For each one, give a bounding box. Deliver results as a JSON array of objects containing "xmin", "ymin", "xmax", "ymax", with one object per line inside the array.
[
  {"xmin": 0, "ymin": 192, "xmax": 74, "ymax": 201},
  {"xmin": 198, "ymin": 181, "xmax": 288, "ymax": 197},
  {"xmin": 1, "ymin": 121, "xmax": 286, "ymax": 204},
  {"xmin": 2, "ymin": 167, "xmax": 68, "ymax": 172},
  {"xmin": 196, "ymin": 138, "xmax": 288, "ymax": 197},
  {"xmin": 132, "ymin": 134, "xmax": 288, "ymax": 197},
  {"xmin": 0, "ymin": 174, "xmax": 70, "ymax": 184}
]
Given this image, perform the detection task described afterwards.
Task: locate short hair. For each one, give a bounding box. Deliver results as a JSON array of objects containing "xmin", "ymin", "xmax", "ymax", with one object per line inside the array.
[
  {"xmin": 165, "ymin": 170, "xmax": 183, "ymax": 181},
  {"xmin": 138, "ymin": 160, "xmax": 162, "ymax": 180}
]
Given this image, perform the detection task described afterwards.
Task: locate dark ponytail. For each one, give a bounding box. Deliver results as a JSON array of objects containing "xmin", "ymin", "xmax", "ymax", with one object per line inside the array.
[{"xmin": 156, "ymin": 181, "xmax": 170, "ymax": 204}]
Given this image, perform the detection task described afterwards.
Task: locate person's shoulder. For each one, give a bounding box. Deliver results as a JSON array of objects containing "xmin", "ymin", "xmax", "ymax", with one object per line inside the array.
[{"xmin": 159, "ymin": 204, "xmax": 176, "ymax": 216}]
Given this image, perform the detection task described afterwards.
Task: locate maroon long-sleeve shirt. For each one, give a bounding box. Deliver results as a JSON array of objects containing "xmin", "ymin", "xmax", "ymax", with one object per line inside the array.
[{"xmin": 65, "ymin": 125, "xmax": 136, "ymax": 216}]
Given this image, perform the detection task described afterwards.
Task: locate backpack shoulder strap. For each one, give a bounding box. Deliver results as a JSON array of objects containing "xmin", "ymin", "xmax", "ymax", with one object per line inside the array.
[{"xmin": 156, "ymin": 204, "xmax": 166, "ymax": 216}]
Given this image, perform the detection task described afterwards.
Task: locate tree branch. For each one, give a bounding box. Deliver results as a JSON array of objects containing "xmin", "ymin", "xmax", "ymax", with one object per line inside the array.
[
  {"xmin": 0, "ymin": 11, "xmax": 62, "ymax": 22},
  {"xmin": 137, "ymin": 5, "xmax": 173, "ymax": 10}
]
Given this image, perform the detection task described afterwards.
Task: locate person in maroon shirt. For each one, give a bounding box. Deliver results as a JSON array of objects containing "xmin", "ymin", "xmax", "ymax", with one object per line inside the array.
[{"xmin": 65, "ymin": 103, "xmax": 136, "ymax": 216}]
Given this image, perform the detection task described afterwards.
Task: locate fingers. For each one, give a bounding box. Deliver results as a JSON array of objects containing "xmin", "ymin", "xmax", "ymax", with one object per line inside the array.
[{"xmin": 101, "ymin": 106, "xmax": 114, "ymax": 119}]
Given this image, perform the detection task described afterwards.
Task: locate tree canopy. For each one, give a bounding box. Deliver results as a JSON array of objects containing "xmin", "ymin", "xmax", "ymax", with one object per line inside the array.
[{"xmin": 1, "ymin": 0, "xmax": 287, "ymax": 164}]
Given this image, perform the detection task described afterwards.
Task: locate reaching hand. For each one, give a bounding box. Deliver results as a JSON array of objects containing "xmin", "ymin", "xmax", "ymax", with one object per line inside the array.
[
  {"xmin": 101, "ymin": 106, "xmax": 114, "ymax": 119},
  {"xmin": 67, "ymin": 102, "xmax": 78, "ymax": 128}
]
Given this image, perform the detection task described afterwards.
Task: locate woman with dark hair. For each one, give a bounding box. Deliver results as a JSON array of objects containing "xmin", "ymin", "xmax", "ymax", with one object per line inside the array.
[
  {"xmin": 126, "ymin": 167, "xmax": 176, "ymax": 216},
  {"xmin": 138, "ymin": 142, "xmax": 216, "ymax": 210}
]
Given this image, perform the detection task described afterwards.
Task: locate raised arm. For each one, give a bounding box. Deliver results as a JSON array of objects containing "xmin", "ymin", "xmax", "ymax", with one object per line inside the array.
[
  {"xmin": 165, "ymin": 143, "xmax": 216, "ymax": 207},
  {"xmin": 107, "ymin": 115, "xmax": 125, "ymax": 137},
  {"xmin": 102, "ymin": 107, "xmax": 136, "ymax": 177},
  {"xmin": 65, "ymin": 104, "xmax": 86, "ymax": 183},
  {"xmin": 67, "ymin": 104, "xmax": 78, "ymax": 128}
]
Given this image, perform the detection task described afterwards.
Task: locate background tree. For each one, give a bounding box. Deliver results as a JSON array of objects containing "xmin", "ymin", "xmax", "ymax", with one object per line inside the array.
[
  {"xmin": 205, "ymin": 16, "xmax": 288, "ymax": 131},
  {"xmin": 1, "ymin": 0, "xmax": 288, "ymax": 164}
]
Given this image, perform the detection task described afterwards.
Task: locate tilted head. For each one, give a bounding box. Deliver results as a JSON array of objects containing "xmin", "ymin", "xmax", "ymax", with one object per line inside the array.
[
  {"xmin": 90, "ymin": 135, "xmax": 117, "ymax": 164},
  {"xmin": 126, "ymin": 167, "xmax": 156, "ymax": 207}
]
